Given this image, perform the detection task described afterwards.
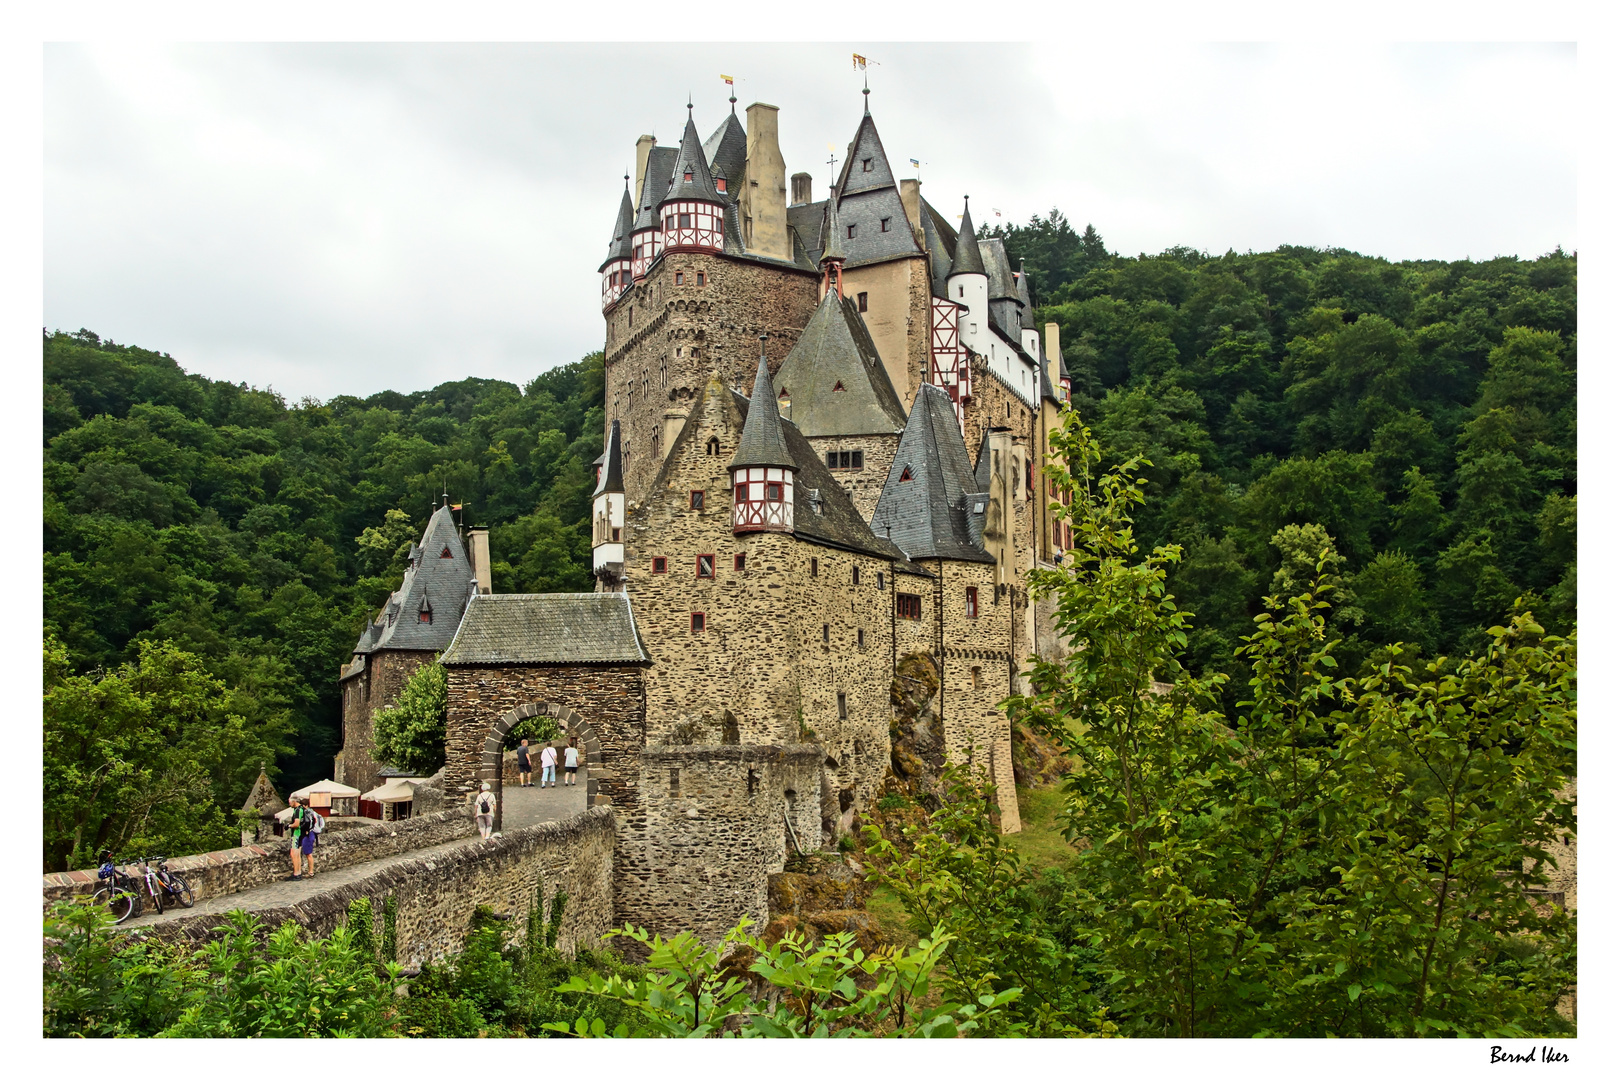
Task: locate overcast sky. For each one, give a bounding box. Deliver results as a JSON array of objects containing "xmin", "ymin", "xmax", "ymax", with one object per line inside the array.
[{"xmin": 44, "ymin": 42, "xmax": 1577, "ymax": 402}]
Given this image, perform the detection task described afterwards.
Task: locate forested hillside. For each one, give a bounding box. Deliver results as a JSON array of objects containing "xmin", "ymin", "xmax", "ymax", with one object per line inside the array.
[
  {"xmin": 41, "ymin": 219, "xmax": 1575, "ymax": 863},
  {"xmin": 992, "ymin": 212, "xmax": 1575, "ymax": 689},
  {"xmin": 43, "ymin": 331, "xmax": 604, "ymax": 842}
]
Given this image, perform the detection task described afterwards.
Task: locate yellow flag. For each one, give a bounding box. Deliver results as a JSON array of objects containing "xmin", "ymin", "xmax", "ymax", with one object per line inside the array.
[{"xmin": 852, "ymin": 53, "xmax": 867, "ymax": 70}]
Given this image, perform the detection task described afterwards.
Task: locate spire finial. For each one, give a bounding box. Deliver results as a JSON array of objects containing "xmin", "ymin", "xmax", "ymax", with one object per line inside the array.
[
  {"xmin": 862, "ymin": 69, "xmax": 870, "ymax": 114},
  {"xmin": 687, "ymin": 93, "xmax": 693, "ymax": 112}
]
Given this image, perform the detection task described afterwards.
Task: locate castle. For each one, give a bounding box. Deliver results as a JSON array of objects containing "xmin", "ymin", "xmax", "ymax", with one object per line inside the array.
[{"xmin": 337, "ymin": 89, "xmax": 1076, "ymax": 941}]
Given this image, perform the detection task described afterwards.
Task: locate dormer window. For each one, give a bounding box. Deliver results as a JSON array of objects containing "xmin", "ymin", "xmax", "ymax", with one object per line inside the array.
[
  {"xmin": 684, "ymin": 170, "xmax": 693, "ymax": 182},
  {"xmin": 846, "ymin": 224, "xmax": 856, "ymax": 239},
  {"xmin": 880, "ymin": 217, "xmax": 890, "ymax": 232},
  {"xmin": 900, "ymin": 466, "xmax": 913, "ymax": 482},
  {"xmin": 862, "ymin": 158, "xmax": 872, "ymax": 172},
  {"xmin": 706, "ymin": 436, "xmax": 720, "ymax": 456},
  {"xmin": 419, "ymin": 606, "xmax": 433, "ymax": 624},
  {"xmin": 716, "ymin": 177, "xmax": 727, "ymax": 193},
  {"xmin": 439, "ymin": 546, "xmax": 453, "ymax": 558},
  {"xmin": 832, "ymin": 380, "xmax": 845, "ymax": 392}
]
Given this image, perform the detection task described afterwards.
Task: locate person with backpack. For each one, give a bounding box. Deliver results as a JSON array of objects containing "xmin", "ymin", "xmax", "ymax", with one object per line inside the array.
[
  {"xmin": 288, "ymin": 796, "xmax": 321, "ymax": 880},
  {"xmin": 474, "ymin": 781, "xmax": 497, "ymax": 840}
]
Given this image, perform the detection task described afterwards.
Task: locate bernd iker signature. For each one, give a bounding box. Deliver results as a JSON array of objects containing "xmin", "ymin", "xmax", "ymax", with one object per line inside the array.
[{"xmin": 1490, "ymin": 1045, "xmax": 1570, "ymax": 1064}]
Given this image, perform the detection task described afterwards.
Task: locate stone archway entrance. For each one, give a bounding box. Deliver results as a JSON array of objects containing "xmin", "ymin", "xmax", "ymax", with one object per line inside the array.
[{"xmin": 477, "ymin": 701, "xmax": 605, "ymax": 833}]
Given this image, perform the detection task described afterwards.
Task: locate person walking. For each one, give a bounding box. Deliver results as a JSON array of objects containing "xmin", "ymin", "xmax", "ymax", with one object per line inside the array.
[
  {"xmin": 563, "ymin": 738, "xmax": 580, "ymax": 786},
  {"xmin": 474, "ymin": 781, "xmax": 497, "ymax": 840},
  {"xmin": 287, "ymin": 796, "xmax": 317, "ymax": 880},
  {"xmin": 516, "ymin": 738, "xmax": 533, "ymax": 787},
  {"xmin": 540, "ymin": 742, "xmax": 558, "ymax": 788}
]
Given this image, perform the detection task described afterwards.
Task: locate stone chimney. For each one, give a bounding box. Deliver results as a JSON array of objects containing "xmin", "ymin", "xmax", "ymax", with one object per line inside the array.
[
  {"xmin": 790, "ymin": 172, "xmax": 812, "ymax": 206},
  {"xmin": 634, "ymin": 134, "xmax": 655, "ymax": 203},
  {"xmin": 1043, "ymin": 322, "xmax": 1062, "ymax": 384},
  {"xmin": 899, "ymin": 178, "xmax": 922, "ymax": 244},
  {"xmin": 742, "ymin": 103, "xmax": 789, "ymax": 260},
  {"xmin": 467, "ymin": 527, "xmax": 492, "ymax": 594}
]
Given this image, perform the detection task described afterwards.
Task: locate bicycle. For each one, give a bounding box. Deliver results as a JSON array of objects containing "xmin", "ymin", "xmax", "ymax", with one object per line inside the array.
[
  {"xmin": 151, "ymin": 856, "xmax": 194, "ymax": 909},
  {"xmin": 89, "ymin": 851, "xmax": 140, "ymax": 924},
  {"xmin": 134, "ymin": 854, "xmax": 166, "ymax": 916}
]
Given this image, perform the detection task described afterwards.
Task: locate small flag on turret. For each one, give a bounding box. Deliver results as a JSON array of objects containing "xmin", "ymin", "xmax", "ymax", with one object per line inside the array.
[
  {"xmin": 909, "ymin": 158, "xmax": 919, "ymax": 167},
  {"xmin": 720, "ymin": 74, "xmax": 733, "ymax": 86},
  {"xmin": 853, "ymin": 53, "xmax": 868, "ymax": 70}
]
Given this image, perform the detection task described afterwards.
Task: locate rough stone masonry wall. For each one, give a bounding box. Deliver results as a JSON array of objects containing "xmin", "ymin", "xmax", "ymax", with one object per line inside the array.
[
  {"xmin": 128, "ymin": 808, "xmax": 618, "ymax": 969},
  {"xmin": 43, "ymin": 806, "xmax": 476, "ymax": 911},
  {"xmin": 338, "ymin": 648, "xmax": 437, "ymax": 794},
  {"xmin": 838, "ymin": 256, "xmax": 932, "ymax": 412},
  {"xmin": 805, "ymin": 432, "xmax": 899, "ymax": 522},
  {"xmin": 616, "ymin": 745, "xmax": 822, "ymax": 943},
  {"xmin": 604, "ymin": 252, "xmax": 819, "ymax": 505},
  {"xmin": 443, "ymin": 664, "xmax": 646, "ymax": 810}
]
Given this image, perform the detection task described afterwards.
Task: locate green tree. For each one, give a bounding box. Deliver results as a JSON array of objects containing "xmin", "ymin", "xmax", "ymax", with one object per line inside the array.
[{"xmin": 371, "ymin": 659, "xmax": 448, "ymax": 775}]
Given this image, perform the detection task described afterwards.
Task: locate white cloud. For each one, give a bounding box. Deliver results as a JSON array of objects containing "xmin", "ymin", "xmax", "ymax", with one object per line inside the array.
[{"xmin": 44, "ymin": 42, "xmax": 1576, "ymax": 401}]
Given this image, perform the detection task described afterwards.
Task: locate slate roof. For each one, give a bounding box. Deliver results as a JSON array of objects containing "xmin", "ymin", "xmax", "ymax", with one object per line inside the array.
[
  {"xmin": 599, "ymin": 180, "xmax": 635, "ymax": 272},
  {"xmin": 870, "ymin": 384, "xmax": 995, "ymax": 564},
  {"xmin": 789, "ymin": 198, "xmax": 831, "ymax": 265},
  {"xmin": 702, "ymin": 111, "xmax": 747, "ymax": 203},
  {"xmin": 948, "ymin": 199, "xmax": 986, "ymax": 277},
  {"xmin": 632, "ymin": 146, "xmax": 679, "ymax": 233},
  {"xmin": 353, "ymin": 505, "xmax": 479, "ymax": 655},
  {"xmin": 660, "ymin": 111, "xmax": 723, "ymax": 208},
  {"xmin": 593, "ymin": 419, "xmax": 624, "ymax": 496},
  {"xmin": 730, "ymin": 351, "xmax": 797, "ymax": 470},
  {"xmin": 772, "ymin": 288, "xmax": 906, "ymax": 438},
  {"xmin": 980, "ymin": 237, "xmax": 1019, "ymax": 300},
  {"xmin": 828, "ymin": 110, "xmax": 922, "ymax": 268},
  {"xmin": 919, "ymin": 197, "xmax": 960, "ymax": 299},
  {"xmin": 973, "ymin": 428, "xmax": 992, "ymax": 493},
  {"xmin": 1016, "ymin": 263, "xmax": 1036, "ymax": 330},
  {"xmin": 819, "ymin": 197, "xmax": 846, "ymax": 264},
  {"xmin": 441, "ymin": 593, "xmax": 651, "ymax": 666}
]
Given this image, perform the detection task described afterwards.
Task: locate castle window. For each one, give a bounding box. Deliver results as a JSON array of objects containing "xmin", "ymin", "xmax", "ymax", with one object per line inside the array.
[
  {"xmin": 899, "ymin": 466, "xmax": 913, "ymax": 482},
  {"xmin": 876, "ymin": 571, "xmax": 884, "ymax": 590},
  {"xmin": 419, "ymin": 607, "xmax": 432, "ymax": 624},
  {"xmin": 684, "ymin": 171, "xmax": 693, "ymax": 182},
  {"xmin": 653, "ymin": 557, "xmax": 668, "ymax": 573},
  {"xmin": 679, "ymin": 213, "xmax": 692, "ymax": 228},
  {"xmin": 852, "ymin": 566, "xmax": 860, "ymax": 585},
  {"xmin": 846, "ymin": 224, "xmax": 856, "ymax": 239},
  {"xmin": 1026, "ymin": 460, "xmax": 1034, "ymax": 498},
  {"xmin": 857, "ymin": 628, "xmax": 865, "ymax": 648},
  {"xmin": 857, "ymin": 292, "xmax": 868, "ymax": 312},
  {"xmin": 837, "ymin": 692, "xmax": 848, "ymax": 720},
  {"xmin": 880, "ymin": 218, "xmax": 890, "ymax": 232},
  {"xmin": 717, "ymin": 178, "xmax": 727, "ymax": 193},
  {"xmin": 766, "ymin": 482, "xmax": 782, "ymax": 502},
  {"xmin": 690, "ymin": 490, "xmax": 705, "ymax": 510},
  {"xmin": 823, "ymin": 624, "xmax": 830, "ymax": 643},
  {"xmin": 734, "ymin": 553, "xmax": 746, "ymax": 572},
  {"xmin": 861, "ymin": 158, "xmax": 872, "ymax": 172},
  {"xmin": 810, "ymin": 557, "xmax": 818, "ymax": 578},
  {"xmin": 972, "ymin": 666, "xmax": 982, "ymax": 690},
  {"xmin": 611, "ymin": 527, "xmax": 620, "ymax": 542},
  {"xmin": 896, "ymin": 593, "xmax": 922, "ymax": 620},
  {"xmin": 833, "ymin": 381, "xmax": 845, "ymax": 392},
  {"xmin": 439, "ymin": 546, "xmax": 453, "ymax": 558},
  {"xmin": 706, "ymin": 436, "xmax": 720, "ymax": 456},
  {"xmin": 747, "ymin": 768, "xmax": 758, "ymax": 795},
  {"xmin": 966, "ymin": 586, "xmax": 979, "ymax": 619},
  {"xmin": 696, "ymin": 271, "xmax": 705, "ymax": 286},
  {"xmin": 959, "ymin": 285, "xmax": 964, "ymax": 298},
  {"xmin": 690, "ymin": 613, "xmax": 705, "ymax": 634},
  {"xmin": 675, "ymin": 271, "xmax": 684, "ymax": 285},
  {"xmin": 697, "ymin": 554, "xmax": 715, "ymax": 578},
  {"xmin": 670, "ymin": 767, "xmax": 682, "ymax": 794}
]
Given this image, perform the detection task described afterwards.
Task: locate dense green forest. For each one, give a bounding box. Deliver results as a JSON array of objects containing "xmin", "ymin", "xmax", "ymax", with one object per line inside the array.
[
  {"xmin": 991, "ymin": 211, "xmax": 1575, "ymax": 691},
  {"xmin": 41, "ymin": 218, "xmax": 1574, "ymax": 866}
]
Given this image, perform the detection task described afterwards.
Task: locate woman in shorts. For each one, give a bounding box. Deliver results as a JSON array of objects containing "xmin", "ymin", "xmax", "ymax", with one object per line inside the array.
[{"xmin": 563, "ymin": 739, "xmax": 580, "ymax": 785}]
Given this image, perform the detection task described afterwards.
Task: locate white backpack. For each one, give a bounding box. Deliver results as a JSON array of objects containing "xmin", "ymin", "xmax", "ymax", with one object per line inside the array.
[{"xmin": 308, "ymin": 808, "xmax": 325, "ymax": 834}]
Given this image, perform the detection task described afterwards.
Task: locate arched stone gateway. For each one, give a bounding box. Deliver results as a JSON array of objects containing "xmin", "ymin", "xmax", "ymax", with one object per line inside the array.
[{"xmin": 478, "ymin": 702, "xmax": 607, "ymax": 831}]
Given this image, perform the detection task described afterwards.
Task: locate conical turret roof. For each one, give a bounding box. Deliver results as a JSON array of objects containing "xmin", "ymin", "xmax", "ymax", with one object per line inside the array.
[
  {"xmin": 353, "ymin": 504, "xmax": 477, "ymax": 655},
  {"xmin": 659, "ymin": 110, "xmax": 722, "ymax": 208},
  {"xmin": 1016, "ymin": 260, "xmax": 1036, "ymax": 329},
  {"xmin": 632, "ymin": 145, "xmax": 678, "ymax": 233},
  {"xmin": 593, "ymin": 419, "xmax": 624, "ymax": 496},
  {"xmin": 773, "ymin": 289, "xmax": 905, "ymax": 438},
  {"xmin": 702, "ymin": 110, "xmax": 747, "ymax": 201},
  {"xmin": 598, "ymin": 180, "xmax": 636, "ymax": 271},
  {"xmin": 871, "ymin": 384, "xmax": 994, "ymax": 563},
  {"xmin": 731, "ymin": 349, "xmax": 797, "ymax": 470},
  {"xmin": 819, "ymin": 197, "xmax": 846, "ymax": 264},
  {"xmin": 949, "ymin": 198, "xmax": 986, "ymax": 277}
]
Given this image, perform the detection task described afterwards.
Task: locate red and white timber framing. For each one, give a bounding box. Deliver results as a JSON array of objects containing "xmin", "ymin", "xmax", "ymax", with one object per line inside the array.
[
  {"xmin": 929, "ymin": 296, "xmax": 969, "ymax": 430},
  {"xmin": 661, "ymin": 200, "xmax": 724, "ymax": 253},
  {"xmin": 732, "ymin": 466, "xmax": 795, "ymax": 532}
]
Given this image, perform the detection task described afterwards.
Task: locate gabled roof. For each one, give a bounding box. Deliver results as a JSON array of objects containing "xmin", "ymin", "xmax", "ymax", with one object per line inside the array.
[
  {"xmin": 1016, "ymin": 263, "xmax": 1036, "ymax": 329},
  {"xmin": 242, "ymin": 768, "xmax": 286, "ymax": 815},
  {"xmin": 659, "ymin": 111, "xmax": 723, "ymax": 208},
  {"xmin": 829, "ymin": 109, "xmax": 922, "ymax": 267},
  {"xmin": 772, "ymin": 289, "xmax": 906, "ymax": 438},
  {"xmin": 353, "ymin": 504, "xmax": 478, "ymax": 655},
  {"xmin": 702, "ymin": 111, "xmax": 747, "ymax": 202},
  {"xmin": 730, "ymin": 351, "xmax": 797, "ymax": 470},
  {"xmin": 441, "ymin": 593, "xmax": 651, "ymax": 666},
  {"xmin": 632, "ymin": 146, "xmax": 679, "ymax": 233},
  {"xmin": 593, "ymin": 419, "xmax": 624, "ymax": 496},
  {"xmin": 599, "ymin": 180, "xmax": 636, "ymax": 272},
  {"xmin": 919, "ymin": 197, "xmax": 959, "ymax": 299},
  {"xmin": 948, "ymin": 199, "xmax": 986, "ymax": 277},
  {"xmin": 871, "ymin": 384, "xmax": 995, "ymax": 563},
  {"xmin": 980, "ymin": 237, "xmax": 1019, "ymax": 300}
]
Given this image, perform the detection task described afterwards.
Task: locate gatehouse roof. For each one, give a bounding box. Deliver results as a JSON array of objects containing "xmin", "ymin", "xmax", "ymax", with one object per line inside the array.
[{"xmin": 440, "ymin": 593, "xmax": 652, "ymax": 666}]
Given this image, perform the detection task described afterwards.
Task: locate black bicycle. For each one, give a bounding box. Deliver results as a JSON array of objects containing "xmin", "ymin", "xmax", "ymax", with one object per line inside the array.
[
  {"xmin": 90, "ymin": 851, "xmax": 140, "ymax": 924},
  {"xmin": 134, "ymin": 854, "xmax": 166, "ymax": 916},
  {"xmin": 151, "ymin": 856, "xmax": 194, "ymax": 909}
]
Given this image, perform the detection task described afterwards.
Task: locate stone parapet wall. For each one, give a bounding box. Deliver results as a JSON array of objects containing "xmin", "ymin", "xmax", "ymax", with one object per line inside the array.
[
  {"xmin": 119, "ymin": 807, "xmax": 618, "ymax": 968},
  {"xmin": 42, "ymin": 806, "xmax": 475, "ymax": 910},
  {"xmin": 616, "ymin": 744, "xmax": 822, "ymax": 943}
]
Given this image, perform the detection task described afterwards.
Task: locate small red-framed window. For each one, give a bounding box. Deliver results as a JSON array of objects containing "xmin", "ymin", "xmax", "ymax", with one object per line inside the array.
[
  {"xmin": 899, "ymin": 466, "xmax": 913, "ymax": 482},
  {"xmin": 896, "ymin": 593, "xmax": 922, "ymax": 620},
  {"xmin": 966, "ymin": 586, "xmax": 979, "ymax": 619},
  {"xmin": 833, "ymin": 381, "xmax": 845, "ymax": 392},
  {"xmin": 675, "ymin": 271, "xmax": 684, "ymax": 285},
  {"xmin": 734, "ymin": 553, "xmax": 746, "ymax": 572},
  {"xmin": 419, "ymin": 608, "xmax": 432, "ymax": 624},
  {"xmin": 766, "ymin": 482, "xmax": 783, "ymax": 502},
  {"xmin": 697, "ymin": 554, "xmax": 715, "ymax": 578},
  {"xmin": 652, "ymin": 557, "xmax": 668, "ymax": 573},
  {"xmin": 690, "ymin": 490, "xmax": 705, "ymax": 510},
  {"xmin": 439, "ymin": 546, "xmax": 453, "ymax": 558},
  {"xmin": 679, "ymin": 212, "xmax": 692, "ymax": 228},
  {"xmin": 691, "ymin": 612, "xmax": 706, "ymax": 633}
]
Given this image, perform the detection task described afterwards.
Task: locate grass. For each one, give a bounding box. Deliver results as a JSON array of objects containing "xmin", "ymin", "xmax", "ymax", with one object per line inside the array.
[
  {"xmin": 1006, "ymin": 784, "xmax": 1080, "ymax": 869},
  {"xmin": 865, "ymin": 884, "xmax": 920, "ymax": 949}
]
